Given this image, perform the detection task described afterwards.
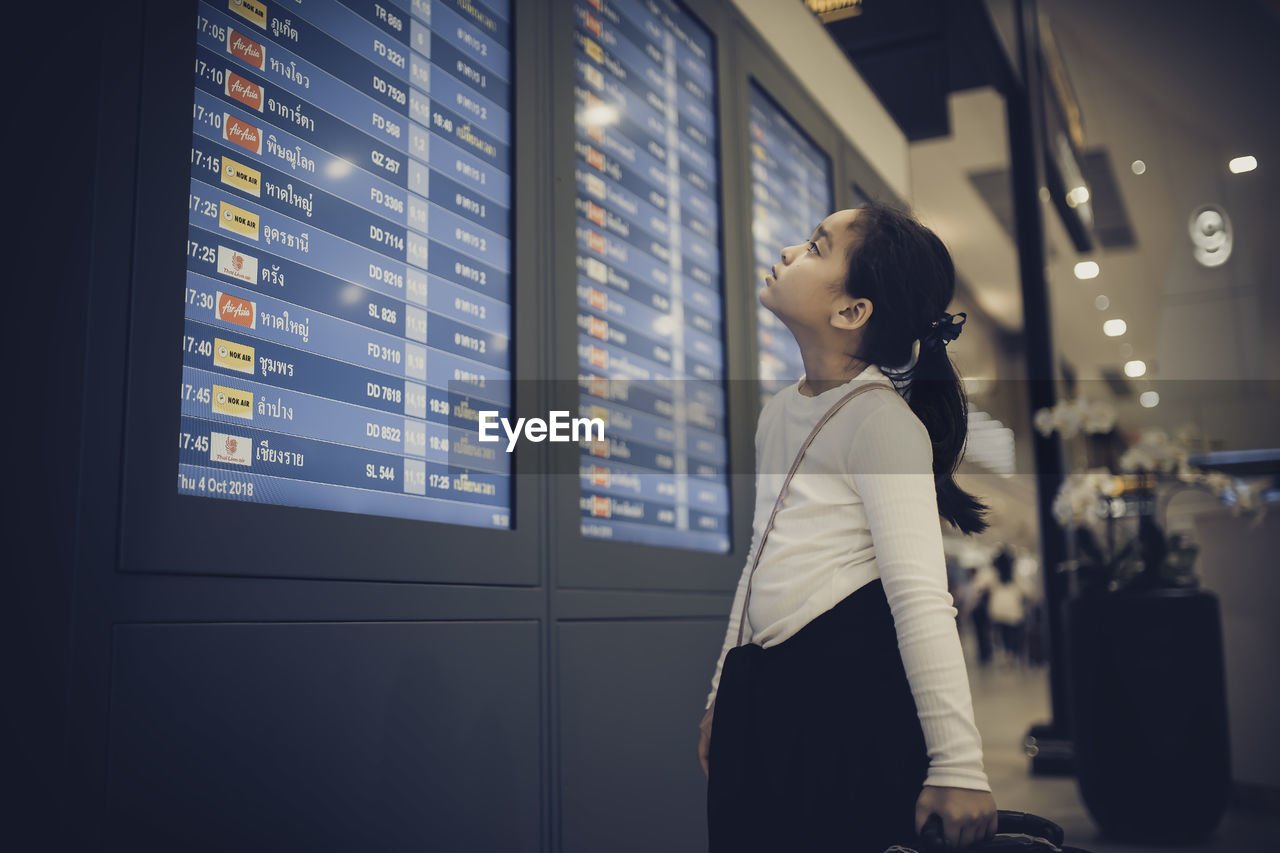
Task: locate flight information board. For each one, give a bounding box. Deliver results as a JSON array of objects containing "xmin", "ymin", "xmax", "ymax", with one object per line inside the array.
[
  {"xmin": 748, "ymin": 81, "xmax": 833, "ymax": 403},
  {"xmin": 572, "ymin": 0, "xmax": 731, "ymax": 553},
  {"xmin": 179, "ymin": 0, "xmax": 514, "ymax": 529}
]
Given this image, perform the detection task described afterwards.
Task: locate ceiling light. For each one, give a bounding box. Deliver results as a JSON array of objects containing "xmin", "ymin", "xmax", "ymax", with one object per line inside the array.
[
  {"xmin": 1228, "ymin": 155, "xmax": 1257, "ymax": 174},
  {"xmin": 1124, "ymin": 359, "xmax": 1147, "ymax": 377},
  {"xmin": 1074, "ymin": 261, "xmax": 1099, "ymax": 279},
  {"xmin": 1103, "ymin": 319, "xmax": 1127, "ymax": 337},
  {"xmin": 1094, "ymin": 294, "xmax": 1109, "ymax": 310},
  {"xmin": 1066, "ymin": 186, "xmax": 1090, "ymax": 207},
  {"xmin": 805, "ymin": 0, "xmax": 863, "ymax": 22},
  {"xmin": 1131, "ymin": 159, "xmax": 1146, "ymax": 175},
  {"xmin": 1139, "ymin": 391, "xmax": 1159, "ymax": 408}
]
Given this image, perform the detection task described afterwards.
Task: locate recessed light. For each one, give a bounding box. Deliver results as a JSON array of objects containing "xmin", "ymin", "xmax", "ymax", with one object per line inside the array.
[
  {"xmin": 1074, "ymin": 261, "xmax": 1100, "ymax": 279},
  {"xmin": 1139, "ymin": 391, "xmax": 1159, "ymax": 408},
  {"xmin": 1124, "ymin": 359, "xmax": 1147, "ymax": 377},
  {"xmin": 1103, "ymin": 319, "xmax": 1127, "ymax": 337},
  {"xmin": 1094, "ymin": 294, "xmax": 1109, "ymax": 310},
  {"xmin": 1067, "ymin": 186, "xmax": 1090, "ymax": 207},
  {"xmin": 1228, "ymin": 155, "xmax": 1257, "ymax": 174},
  {"xmin": 1131, "ymin": 159, "xmax": 1146, "ymax": 175}
]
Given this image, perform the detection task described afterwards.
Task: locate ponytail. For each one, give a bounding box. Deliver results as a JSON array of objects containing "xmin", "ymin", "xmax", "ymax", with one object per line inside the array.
[
  {"xmin": 904, "ymin": 340, "xmax": 989, "ymax": 535},
  {"xmin": 840, "ymin": 200, "xmax": 989, "ymax": 535}
]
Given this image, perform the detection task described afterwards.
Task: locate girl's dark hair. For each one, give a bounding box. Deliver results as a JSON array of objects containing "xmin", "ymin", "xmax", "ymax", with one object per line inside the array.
[{"xmin": 840, "ymin": 200, "xmax": 989, "ymax": 535}]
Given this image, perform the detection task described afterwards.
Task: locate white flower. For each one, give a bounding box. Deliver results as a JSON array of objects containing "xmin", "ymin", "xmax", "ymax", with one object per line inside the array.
[
  {"xmin": 1034, "ymin": 407, "xmax": 1057, "ymax": 437},
  {"xmin": 1052, "ymin": 468, "xmax": 1115, "ymax": 525},
  {"xmin": 1081, "ymin": 398, "xmax": 1117, "ymax": 434}
]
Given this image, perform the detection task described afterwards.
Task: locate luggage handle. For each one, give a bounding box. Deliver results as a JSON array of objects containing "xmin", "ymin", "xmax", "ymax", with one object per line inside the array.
[{"xmin": 915, "ymin": 809, "xmax": 1066, "ymax": 850}]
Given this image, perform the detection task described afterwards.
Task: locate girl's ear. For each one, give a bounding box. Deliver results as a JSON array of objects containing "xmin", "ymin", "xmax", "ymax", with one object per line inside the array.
[{"xmin": 832, "ymin": 297, "xmax": 873, "ymax": 331}]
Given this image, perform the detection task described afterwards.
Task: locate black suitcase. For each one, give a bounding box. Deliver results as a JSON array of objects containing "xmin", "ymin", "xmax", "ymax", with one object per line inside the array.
[{"xmin": 883, "ymin": 809, "xmax": 1095, "ymax": 852}]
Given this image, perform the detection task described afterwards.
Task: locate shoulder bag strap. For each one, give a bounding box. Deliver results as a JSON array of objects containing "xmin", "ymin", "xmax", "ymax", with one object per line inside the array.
[{"xmin": 734, "ymin": 380, "xmax": 899, "ymax": 647}]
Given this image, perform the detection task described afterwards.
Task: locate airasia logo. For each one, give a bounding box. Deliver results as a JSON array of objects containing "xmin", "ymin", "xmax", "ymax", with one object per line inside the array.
[
  {"xmin": 216, "ymin": 292, "xmax": 257, "ymax": 329},
  {"xmin": 223, "ymin": 115, "xmax": 262, "ymax": 154},
  {"xmin": 225, "ymin": 70, "xmax": 263, "ymax": 112},
  {"xmin": 227, "ymin": 30, "xmax": 265, "ymax": 69}
]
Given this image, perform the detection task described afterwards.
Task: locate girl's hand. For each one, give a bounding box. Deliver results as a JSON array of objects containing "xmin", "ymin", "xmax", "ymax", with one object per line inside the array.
[
  {"xmin": 915, "ymin": 785, "xmax": 997, "ymax": 848},
  {"xmin": 697, "ymin": 704, "xmax": 715, "ymax": 777}
]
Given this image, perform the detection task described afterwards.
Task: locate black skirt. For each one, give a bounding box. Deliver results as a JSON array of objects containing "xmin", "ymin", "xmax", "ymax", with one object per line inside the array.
[{"xmin": 707, "ymin": 577, "xmax": 931, "ymax": 853}]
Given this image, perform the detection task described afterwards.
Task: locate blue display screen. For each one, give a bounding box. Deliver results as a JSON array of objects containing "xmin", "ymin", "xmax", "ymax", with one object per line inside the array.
[
  {"xmin": 573, "ymin": 0, "xmax": 731, "ymax": 553},
  {"xmin": 178, "ymin": 0, "xmax": 515, "ymax": 529},
  {"xmin": 748, "ymin": 81, "xmax": 833, "ymax": 403}
]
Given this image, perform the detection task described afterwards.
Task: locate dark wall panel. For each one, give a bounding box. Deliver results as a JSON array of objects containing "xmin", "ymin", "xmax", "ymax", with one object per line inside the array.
[
  {"xmin": 557, "ymin": 618, "xmax": 727, "ymax": 853},
  {"xmin": 107, "ymin": 621, "xmax": 542, "ymax": 852}
]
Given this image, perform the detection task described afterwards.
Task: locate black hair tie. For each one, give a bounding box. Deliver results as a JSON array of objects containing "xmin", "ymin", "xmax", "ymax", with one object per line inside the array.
[{"xmin": 921, "ymin": 311, "xmax": 966, "ymax": 350}]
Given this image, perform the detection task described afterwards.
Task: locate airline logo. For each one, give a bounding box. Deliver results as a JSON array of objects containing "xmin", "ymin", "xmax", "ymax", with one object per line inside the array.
[
  {"xmin": 211, "ymin": 384, "xmax": 254, "ymax": 420},
  {"xmin": 584, "ymin": 258, "xmax": 608, "ymax": 283},
  {"xmin": 223, "ymin": 114, "xmax": 262, "ymax": 154},
  {"xmin": 586, "ymin": 230, "xmax": 606, "ymax": 254},
  {"xmin": 226, "ymin": 29, "xmax": 265, "ymax": 69},
  {"xmin": 590, "ymin": 465, "xmax": 610, "ymax": 487},
  {"xmin": 590, "ymin": 495, "xmax": 611, "ymax": 517},
  {"xmin": 583, "ymin": 37, "xmax": 603, "ymax": 64},
  {"xmin": 228, "ymin": 0, "xmax": 267, "ymax": 29},
  {"xmin": 586, "ymin": 0, "xmax": 602, "ymax": 10},
  {"xmin": 586, "ymin": 201, "xmax": 605, "ymax": 227},
  {"xmin": 588, "ymin": 404, "xmax": 609, "ymax": 425},
  {"xmin": 583, "ymin": 11, "xmax": 602, "ymax": 37},
  {"xmin": 226, "ymin": 70, "xmax": 263, "ymax": 112},
  {"xmin": 587, "ymin": 316, "xmax": 607, "ymax": 340},
  {"xmin": 216, "ymin": 291, "xmax": 257, "ymax": 329},
  {"xmin": 217, "ymin": 245, "xmax": 258, "ymax": 284},
  {"xmin": 220, "ymin": 155, "xmax": 261, "ymax": 197},
  {"xmin": 213, "ymin": 337, "xmax": 255, "ymax": 374},
  {"xmin": 583, "ymin": 374, "xmax": 608, "ymax": 398},
  {"xmin": 585, "ymin": 145, "xmax": 605, "ymax": 171},
  {"xmin": 587, "ymin": 287, "xmax": 608, "ymax": 312},
  {"xmin": 589, "ymin": 436, "xmax": 610, "ymax": 458},
  {"xmin": 210, "ymin": 431, "xmax": 252, "ymax": 466},
  {"xmin": 218, "ymin": 200, "xmax": 260, "ymax": 240},
  {"xmin": 585, "ymin": 173, "xmax": 606, "ymax": 199},
  {"xmin": 583, "ymin": 64, "xmax": 603, "ymax": 90},
  {"xmin": 588, "ymin": 345, "xmax": 608, "ymax": 369}
]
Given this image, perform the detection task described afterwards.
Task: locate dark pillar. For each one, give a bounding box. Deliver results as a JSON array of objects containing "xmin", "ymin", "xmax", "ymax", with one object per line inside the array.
[{"xmin": 1005, "ymin": 0, "xmax": 1074, "ymax": 775}]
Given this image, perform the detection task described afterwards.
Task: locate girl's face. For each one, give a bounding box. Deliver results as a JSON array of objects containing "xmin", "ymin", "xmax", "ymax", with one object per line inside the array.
[{"xmin": 759, "ymin": 208, "xmax": 865, "ymax": 332}]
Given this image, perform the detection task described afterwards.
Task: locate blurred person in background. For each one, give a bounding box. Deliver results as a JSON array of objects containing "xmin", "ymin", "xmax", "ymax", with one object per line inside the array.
[
  {"xmin": 988, "ymin": 548, "xmax": 1029, "ymax": 668},
  {"xmin": 962, "ymin": 560, "xmax": 996, "ymax": 667}
]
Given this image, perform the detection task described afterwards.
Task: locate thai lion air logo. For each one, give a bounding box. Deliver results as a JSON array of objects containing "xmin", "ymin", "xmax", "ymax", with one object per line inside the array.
[{"xmin": 224, "ymin": 435, "xmax": 238, "ymax": 456}]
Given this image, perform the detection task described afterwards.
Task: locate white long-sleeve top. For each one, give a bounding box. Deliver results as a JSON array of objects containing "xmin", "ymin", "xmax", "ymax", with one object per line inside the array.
[{"xmin": 705, "ymin": 364, "xmax": 991, "ymax": 792}]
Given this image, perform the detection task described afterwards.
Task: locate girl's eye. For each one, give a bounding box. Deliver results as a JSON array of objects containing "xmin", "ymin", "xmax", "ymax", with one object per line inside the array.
[{"xmin": 806, "ymin": 240, "xmax": 819, "ymax": 255}]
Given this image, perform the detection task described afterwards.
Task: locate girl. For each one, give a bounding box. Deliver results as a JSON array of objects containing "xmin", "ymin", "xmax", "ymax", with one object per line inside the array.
[{"xmin": 698, "ymin": 202, "xmax": 998, "ymax": 851}]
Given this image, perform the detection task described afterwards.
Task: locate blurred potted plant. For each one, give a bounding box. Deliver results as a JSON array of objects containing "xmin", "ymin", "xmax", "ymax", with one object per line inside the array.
[
  {"xmin": 1045, "ymin": 423, "xmax": 1266, "ymax": 594},
  {"xmin": 1034, "ymin": 402, "xmax": 1267, "ymax": 843}
]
